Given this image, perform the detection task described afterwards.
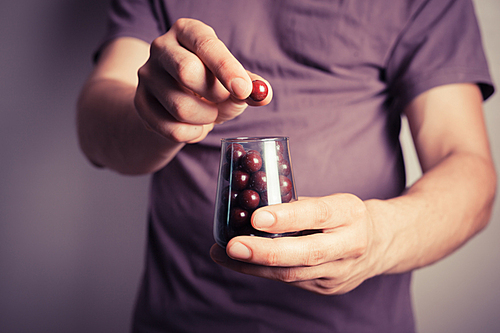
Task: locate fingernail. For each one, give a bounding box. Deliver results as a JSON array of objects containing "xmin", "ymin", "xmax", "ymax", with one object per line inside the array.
[
  {"xmin": 230, "ymin": 77, "xmax": 250, "ymax": 98},
  {"xmin": 228, "ymin": 242, "xmax": 252, "ymax": 260},
  {"xmin": 253, "ymin": 211, "xmax": 275, "ymax": 229}
]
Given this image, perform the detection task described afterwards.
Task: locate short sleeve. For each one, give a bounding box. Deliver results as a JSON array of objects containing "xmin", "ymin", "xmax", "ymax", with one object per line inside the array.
[
  {"xmin": 94, "ymin": 0, "xmax": 163, "ymax": 61},
  {"xmin": 385, "ymin": 0, "xmax": 495, "ymax": 109}
]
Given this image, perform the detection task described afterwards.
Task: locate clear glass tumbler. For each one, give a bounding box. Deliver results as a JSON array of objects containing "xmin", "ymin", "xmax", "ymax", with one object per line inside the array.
[{"xmin": 213, "ymin": 137, "xmax": 298, "ymax": 247}]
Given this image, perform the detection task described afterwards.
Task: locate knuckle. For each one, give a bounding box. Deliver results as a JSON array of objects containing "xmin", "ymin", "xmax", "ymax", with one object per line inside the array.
[
  {"xmin": 304, "ymin": 244, "xmax": 326, "ymax": 266},
  {"xmin": 171, "ymin": 18, "xmax": 194, "ymax": 37},
  {"xmin": 351, "ymin": 231, "xmax": 369, "ymax": 258},
  {"xmin": 173, "ymin": 18, "xmax": 211, "ymax": 35},
  {"xmin": 263, "ymin": 250, "xmax": 280, "ymax": 266},
  {"xmin": 193, "ymin": 36, "xmax": 220, "ymax": 58},
  {"xmin": 172, "ymin": 18, "xmax": 188, "ymax": 31},
  {"xmin": 345, "ymin": 193, "xmax": 367, "ymax": 219},
  {"xmin": 335, "ymin": 262, "xmax": 350, "ymax": 281},
  {"xmin": 277, "ymin": 268, "xmax": 299, "ymax": 283},
  {"xmin": 352, "ymin": 245, "xmax": 366, "ymax": 258},
  {"xmin": 314, "ymin": 199, "xmax": 332, "ymax": 225},
  {"xmin": 150, "ymin": 37, "xmax": 166, "ymax": 57},
  {"xmin": 167, "ymin": 124, "xmax": 193, "ymax": 143},
  {"xmin": 313, "ymin": 279, "xmax": 338, "ymax": 295},
  {"xmin": 168, "ymin": 95, "xmax": 217, "ymax": 124},
  {"xmin": 169, "ymin": 96, "xmax": 195, "ymax": 122},
  {"xmin": 212, "ymin": 56, "xmax": 233, "ymax": 78},
  {"xmin": 176, "ymin": 57, "xmax": 205, "ymax": 87},
  {"xmin": 280, "ymin": 205, "xmax": 299, "ymax": 224},
  {"xmin": 136, "ymin": 64, "xmax": 149, "ymax": 80},
  {"xmin": 137, "ymin": 64, "xmax": 157, "ymax": 88}
]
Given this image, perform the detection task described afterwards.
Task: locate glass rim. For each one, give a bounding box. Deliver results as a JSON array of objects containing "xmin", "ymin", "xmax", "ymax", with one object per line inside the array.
[{"xmin": 221, "ymin": 136, "xmax": 289, "ymax": 143}]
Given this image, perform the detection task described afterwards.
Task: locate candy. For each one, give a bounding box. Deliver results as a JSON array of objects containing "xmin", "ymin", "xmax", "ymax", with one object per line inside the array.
[
  {"xmin": 241, "ymin": 150, "xmax": 263, "ymax": 173},
  {"xmin": 239, "ymin": 189, "xmax": 260, "ymax": 210},
  {"xmin": 249, "ymin": 80, "xmax": 268, "ymax": 102}
]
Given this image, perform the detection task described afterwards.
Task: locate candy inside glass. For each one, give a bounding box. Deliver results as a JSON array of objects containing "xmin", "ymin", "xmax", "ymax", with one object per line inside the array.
[{"xmin": 213, "ymin": 137, "xmax": 298, "ymax": 248}]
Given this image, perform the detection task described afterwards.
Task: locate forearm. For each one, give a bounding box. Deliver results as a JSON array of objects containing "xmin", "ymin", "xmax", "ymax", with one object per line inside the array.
[
  {"xmin": 369, "ymin": 151, "xmax": 496, "ymax": 275},
  {"xmin": 77, "ymin": 78, "xmax": 184, "ymax": 175}
]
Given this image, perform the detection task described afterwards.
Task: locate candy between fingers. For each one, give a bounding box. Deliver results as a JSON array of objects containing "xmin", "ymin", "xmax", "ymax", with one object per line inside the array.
[{"xmin": 249, "ymin": 80, "xmax": 268, "ymax": 102}]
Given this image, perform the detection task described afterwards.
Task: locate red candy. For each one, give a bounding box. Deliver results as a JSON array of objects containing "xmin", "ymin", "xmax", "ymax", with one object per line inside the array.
[
  {"xmin": 250, "ymin": 171, "xmax": 267, "ymax": 192},
  {"xmin": 279, "ymin": 175, "xmax": 293, "ymax": 196},
  {"xmin": 230, "ymin": 207, "xmax": 250, "ymax": 227},
  {"xmin": 226, "ymin": 143, "xmax": 246, "ymax": 163},
  {"xmin": 249, "ymin": 80, "xmax": 268, "ymax": 102},
  {"xmin": 241, "ymin": 150, "xmax": 263, "ymax": 173},
  {"xmin": 231, "ymin": 170, "xmax": 250, "ymax": 191},
  {"xmin": 239, "ymin": 189, "xmax": 260, "ymax": 210},
  {"xmin": 278, "ymin": 159, "xmax": 290, "ymax": 176}
]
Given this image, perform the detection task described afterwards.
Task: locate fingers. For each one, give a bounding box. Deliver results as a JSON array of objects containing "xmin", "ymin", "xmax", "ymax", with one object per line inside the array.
[
  {"xmin": 214, "ymin": 73, "xmax": 273, "ymax": 123},
  {"xmin": 252, "ymin": 193, "xmax": 366, "ymax": 233},
  {"xmin": 171, "ymin": 19, "xmax": 253, "ymax": 99},
  {"xmin": 158, "ymin": 18, "xmax": 253, "ymax": 102},
  {"xmin": 214, "ymin": 194, "xmax": 370, "ymax": 268},
  {"xmin": 137, "ymin": 18, "xmax": 274, "ymax": 141},
  {"xmin": 135, "ymin": 83, "xmax": 215, "ymax": 143},
  {"xmin": 210, "ymin": 243, "xmax": 363, "ymax": 295},
  {"xmin": 138, "ymin": 65, "xmax": 219, "ymax": 125},
  {"xmin": 154, "ymin": 26, "xmax": 231, "ymax": 104},
  {"xmin": 245, "ymin": 74, "xmax": 273, "ymax": 106},
  {"xmin": 224, "ymin": 228, "xmax": 365, "ymax": 268},
  {"xmin": 211, "ymin": 243, "xmax": 324, "ymax": 280}
]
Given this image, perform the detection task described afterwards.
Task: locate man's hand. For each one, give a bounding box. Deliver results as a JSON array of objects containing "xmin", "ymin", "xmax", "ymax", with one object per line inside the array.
[
  {"xmin": 78, "ymin": 19, "xmax": 272, "ymax": 174},
  {"xmin": 210, "ymin": 83, "xmax": 496, "ymax": 295},
  {"xmin": 210, "ymin": 194, "xmax": 386, "ymax": 295},
  {"xmin": 134, "ymin": 18, "xmax": 272, "ymax": 144}
]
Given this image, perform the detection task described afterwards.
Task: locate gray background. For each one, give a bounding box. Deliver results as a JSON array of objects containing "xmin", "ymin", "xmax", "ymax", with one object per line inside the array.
[{"xmin": 0, "ymin": 0, "xmax": 498, "ymax": 332}]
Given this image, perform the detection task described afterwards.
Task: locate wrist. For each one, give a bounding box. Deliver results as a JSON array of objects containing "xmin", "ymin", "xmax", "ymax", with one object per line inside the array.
[{"xmin": 364, "ymin": 198, "xmax": 409, "ymax": 276}]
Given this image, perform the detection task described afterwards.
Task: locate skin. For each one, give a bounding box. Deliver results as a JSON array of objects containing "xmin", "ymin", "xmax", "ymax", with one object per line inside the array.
[
  {"xmin": 77, "ymin": 19, "xmax": 272, "ymax": 174},
  {"xmin": 77, "ymin": 18, "xmax": 496, "ymax": 295}
]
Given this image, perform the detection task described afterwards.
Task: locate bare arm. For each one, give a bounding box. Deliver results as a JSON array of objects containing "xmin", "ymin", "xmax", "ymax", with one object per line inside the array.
[
  {"xmin": 77, "ymin": 37, "xmax": 183, "ymax": 174},
  {"xmin": 375, "ymin": 83, "xmax": 496, "ymax": 274},
  {"xmin": 211, "ymin": 83, "xmax": 496, "ymax": 294}
]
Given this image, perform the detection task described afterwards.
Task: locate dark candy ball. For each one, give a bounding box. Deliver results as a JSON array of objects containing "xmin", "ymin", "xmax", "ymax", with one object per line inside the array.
[
  {"xmin": 230, "ymin": 207, "xmax": 250, "ymax": 228},
  {"xmin": 238, "ymin": 189, "xmax": 260, "ymax": 211},
  {"xmin": 241, "ymin": 150, "xmax": 263, "ymax": 173},
  {"xmin": 249, "ymin": 80, "xmax": 268, "ymax": 102},
  {"xmin": 278, "ymin": 159, "xmax": 290, "ymax": 176},
  {"xmin": 279, "ymin": 175, "xmax": 293, "ymax": 196},
  {"xmin": 231, "ymin": 170, "xmax": 250, "ymax": 191},
  {"xmin": 281, "ymin": 190, "xmax": 293, "ymax": 203},
  {"xmin": 226, "ymin": 143, "xmax": 246, "ymax": 164},
  {"xmin": 275, "ymin": 141, "xmax": 285, "ymax": 155},
  {"xmin": 250, "ymin": 171, "xmax": 267, "ymax": 192}
]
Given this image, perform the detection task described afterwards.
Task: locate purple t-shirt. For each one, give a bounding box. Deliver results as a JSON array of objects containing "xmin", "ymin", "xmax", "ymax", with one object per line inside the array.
[{"xmin": 98, "ymin": 0, "xmax": 494, "ymax": 332}]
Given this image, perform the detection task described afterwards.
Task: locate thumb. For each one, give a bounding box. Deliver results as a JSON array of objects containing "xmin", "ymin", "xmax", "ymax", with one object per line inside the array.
[
  {"xmin": 214, "ymin": 95, "xmax": 249, "ymax": 123},
  {"xmin": 215, "ymin": 75, "xmax": 273, "ymax": 123}
]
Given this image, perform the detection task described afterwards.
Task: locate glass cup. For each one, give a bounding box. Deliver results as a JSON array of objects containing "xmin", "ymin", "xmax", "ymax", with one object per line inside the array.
[{"xmin": 213, "ymin": 137, "xmax": 298, "ymax": 247}]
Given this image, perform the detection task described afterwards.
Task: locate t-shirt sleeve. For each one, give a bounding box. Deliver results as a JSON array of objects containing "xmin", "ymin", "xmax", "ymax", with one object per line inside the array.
[
  {"xmin": 385, "ymin": 0, "xmax": 495, "ymax": 109},
  {"xmin": 94, "ymin": 0, "xmax": 162, "ymax": 61}
]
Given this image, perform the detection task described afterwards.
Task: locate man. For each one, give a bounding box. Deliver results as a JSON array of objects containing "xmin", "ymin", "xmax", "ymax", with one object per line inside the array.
[{"xmin": 77, "ymin": 0, "xmax": 495, "ymax": 331}]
